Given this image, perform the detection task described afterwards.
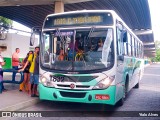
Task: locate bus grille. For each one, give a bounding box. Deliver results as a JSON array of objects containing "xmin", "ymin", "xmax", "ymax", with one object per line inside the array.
[{"xmin": 60, "ymin": 91, "xmax": 86, "ymax": 98}]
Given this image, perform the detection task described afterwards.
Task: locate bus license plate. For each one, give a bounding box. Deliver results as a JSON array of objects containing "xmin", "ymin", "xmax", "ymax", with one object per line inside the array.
[
  {"xmin": 95, "ymin": 94, "xmax": 110, "ymax": 100},
  {"xmin": 50, "ymin": 75, "xmax": 64, "ymax": 82}
]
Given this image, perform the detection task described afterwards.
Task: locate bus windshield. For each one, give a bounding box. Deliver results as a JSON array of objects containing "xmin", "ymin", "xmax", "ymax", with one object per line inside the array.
[{"xmin": 41, "ymin": 28, "xmax": 114, "ymax": 73}]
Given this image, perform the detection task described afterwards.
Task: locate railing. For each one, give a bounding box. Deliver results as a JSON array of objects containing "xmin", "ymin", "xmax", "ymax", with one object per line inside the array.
[{"xmin": 0, "ymin": 69, "xmax": 24, "ymax": 93}]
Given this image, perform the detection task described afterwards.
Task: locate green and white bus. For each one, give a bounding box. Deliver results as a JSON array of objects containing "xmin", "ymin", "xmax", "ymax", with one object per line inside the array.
[{"xmin": 38, "ymin": 10, "xmax": 144, "ymax": 106}]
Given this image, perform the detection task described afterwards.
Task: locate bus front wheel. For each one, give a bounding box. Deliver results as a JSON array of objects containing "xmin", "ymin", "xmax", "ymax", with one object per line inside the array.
[
  {"xmin": 116, "ymin": 95, "xmax": 124, "ymax": 106},
  {"xmin": 134, "ymin": 71, "xmax": 140, "ymax": 88},
  {"xmin": 116, "ymin": 79, "xmax": 128, "ymax": 106}
]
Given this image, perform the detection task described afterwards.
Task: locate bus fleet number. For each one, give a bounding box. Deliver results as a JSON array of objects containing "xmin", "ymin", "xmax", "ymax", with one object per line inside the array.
[{"xmin": 50, "ymin": 76, "xmax": 64, "ymax": 82}]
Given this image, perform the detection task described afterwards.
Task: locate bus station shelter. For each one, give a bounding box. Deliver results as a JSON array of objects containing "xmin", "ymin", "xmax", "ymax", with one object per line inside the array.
[{"xmin": 0, "ymin": 0, "xmax": 155, "ymax": 57}]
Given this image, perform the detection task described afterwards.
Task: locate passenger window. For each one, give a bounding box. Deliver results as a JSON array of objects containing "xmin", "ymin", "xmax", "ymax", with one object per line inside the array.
[
  {"xmin": 127, "ymin": 33, "xmax": 132, "ymax": 56},
  {"xmin": 123, "ymin": 31, "xmax": 128, "ymax": 56},
  {"xmin": 132, "ymin": 37, "xmax": 135, "ymax": 57},
  {"xmin": 116, "ymin": 25, "xmax": 124, "ymax": 55}
]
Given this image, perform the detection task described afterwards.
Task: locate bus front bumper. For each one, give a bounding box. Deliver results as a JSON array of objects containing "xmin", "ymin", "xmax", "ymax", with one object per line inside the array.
[{"xmin": 38, "ymin": 83, "xmax": 116, "ymax": 105}]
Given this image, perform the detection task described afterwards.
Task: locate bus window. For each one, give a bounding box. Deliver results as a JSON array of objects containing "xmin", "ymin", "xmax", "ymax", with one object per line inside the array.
[
  {"xmin": 134, "ymin": 39, "xmax": 137, "ymax": 57},
  {"xmin": 137, "ymin": 41, "xmax": 139, "ymax": 57},
  {"xmin": 131, "ymin": 37, "xmax": 135, "ymax": 57},
  {"xmin": 116, "ymin": 25, "xmax": 124, "ymax": 55},
  {"xmin": 127, "ymin": 33, "xmax": 132, "ymax": 56},
  {"xmin": 140, "ymin": 44, "xmax": 143, "ymax": 58},
  {"xmin": 123, "ymin": 31, "xmax": 128, "ymax": 56},
  {"xmin": 140, "ymin": 43, "xmax": 143, "ymax": 58},
  {"xmin": 124, "ymin": 41, "xmax": 128, "ymax": 55}
]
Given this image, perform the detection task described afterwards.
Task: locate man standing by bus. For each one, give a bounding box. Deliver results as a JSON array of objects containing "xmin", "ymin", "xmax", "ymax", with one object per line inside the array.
[{"xmin": 12, "ymin": 48, "xmax": 20, "ymax": 81}]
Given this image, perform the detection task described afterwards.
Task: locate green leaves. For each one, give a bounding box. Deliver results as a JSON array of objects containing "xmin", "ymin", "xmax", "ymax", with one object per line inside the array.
[
  {"xmin": 0, "ymin": 16, "xmax": 13, "ymax": 29},
  {"xmin": 151, "ymin": 41, "xmax": 160, "ymax": 62}
]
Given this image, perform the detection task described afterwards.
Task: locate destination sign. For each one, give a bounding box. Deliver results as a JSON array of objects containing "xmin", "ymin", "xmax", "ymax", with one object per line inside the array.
[
  {"xmin": 54, "ymin": 16, "xmax": 102, "ymax": 25},
  {"xmin": 44, "ymin": 12, "xmax": 113, "ymax": 28}
]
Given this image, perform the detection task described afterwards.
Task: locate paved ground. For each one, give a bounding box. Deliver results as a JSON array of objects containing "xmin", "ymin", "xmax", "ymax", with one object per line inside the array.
[
  {"xmin": 1, "ymin": 63, "xmax": 160, "ymax": 120},
  {"xmin": 0, "ymin": 72, "xmax": 39, "ymax": 111}
]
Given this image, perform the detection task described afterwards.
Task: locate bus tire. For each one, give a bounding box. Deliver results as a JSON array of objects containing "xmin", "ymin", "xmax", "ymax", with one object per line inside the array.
[
  {"xmin": 116, "ymin": 96, "xmax": 124, "ymax": 106},
  {"xmin": 116, "ymin": 78, "xmax": 128, "ymax": 106},
  {"xmin": 134, "ymin": 71, "xmax": 140, "ymax": 89}
]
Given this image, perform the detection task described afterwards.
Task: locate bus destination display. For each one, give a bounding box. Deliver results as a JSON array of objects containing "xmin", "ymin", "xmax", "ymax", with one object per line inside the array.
[
  {"xmin": 44, "ymin": 12, "xmax": 113, "ymax": 28},
  {"xmin": 54, "ymin": 16, "xmax": 102, "ymax": 25}
]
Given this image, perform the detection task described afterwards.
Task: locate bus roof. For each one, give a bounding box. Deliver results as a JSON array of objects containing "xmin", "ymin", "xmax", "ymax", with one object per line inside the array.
[
  {"xmin": 47, "ymin": 10, "xmax": 117, "ymax": 17},
  {"xmin": 45, "ymin": 10, "xmax": 143, "ymax": 44}
]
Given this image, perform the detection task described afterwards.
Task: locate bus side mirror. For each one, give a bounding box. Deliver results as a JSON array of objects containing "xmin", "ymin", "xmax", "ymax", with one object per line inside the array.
[
  {"xmin": 30, "ymin": 26, "xmax": 42, "ymax": 46},
  {"xmin": 30, "ymin": 32, "xmax": 36, "ymax": 46},
  {"xmin": 118, "ymin": 55, "xmax": 124, "ymax": 61}
]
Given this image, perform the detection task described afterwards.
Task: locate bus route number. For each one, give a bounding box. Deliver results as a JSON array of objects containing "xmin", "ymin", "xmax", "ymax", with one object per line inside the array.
[{"xmin": 50, "ymin": 75, "xmax": 64, "ymax": 82}]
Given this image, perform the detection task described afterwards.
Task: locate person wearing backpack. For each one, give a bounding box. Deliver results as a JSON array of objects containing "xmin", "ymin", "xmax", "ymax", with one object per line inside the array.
[
  {"xmin": 19, "ymin": 51, "xmax": 33, "ymax": 93},
  {"xmin": 19, "ymin": 46, "xmax": 40, "ymax": 97}
]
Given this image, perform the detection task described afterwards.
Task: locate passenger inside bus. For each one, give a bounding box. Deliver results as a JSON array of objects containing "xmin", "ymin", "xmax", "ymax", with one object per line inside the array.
[
  {"xmin": 75, "ymin": 46, "xmax": 85, "ymax": 61},
  {"xmin": 58, "ymin": 47, "xmax": 64, "ymax": 61},
  {"xmin": 67, "ymin": 37, "xmax": 80, "ymax": 61},
  {"xmin": 68, "ymin": 37, "xmax": 80, "ymax": 51},
  {"xmin": 54, "ymin": 31, "xmax": 107, "ymax": 62},
  {"xmin": 97, "ymin": 39, "xmax": 104, "ymax": 51}
]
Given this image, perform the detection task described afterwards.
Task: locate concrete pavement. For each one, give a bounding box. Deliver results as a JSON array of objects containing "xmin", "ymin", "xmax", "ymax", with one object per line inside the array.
[{"xmin": 0, "ymin": 73, "xmax": 39, "ymax": 111}]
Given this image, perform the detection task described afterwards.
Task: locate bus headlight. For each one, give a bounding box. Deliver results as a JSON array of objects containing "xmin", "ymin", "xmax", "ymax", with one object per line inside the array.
[
  {"xmin": 93, "ymin": 76, "xmax": 115, "ymax": 90},
  {"xmin": 40, "ymin": 76, "xmax": 55, "ymax": 87}
]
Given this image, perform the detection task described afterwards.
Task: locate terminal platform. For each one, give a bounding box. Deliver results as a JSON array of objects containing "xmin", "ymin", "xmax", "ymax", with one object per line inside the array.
[{"xmin": 0, "ymin": 73, "xmax": 39, "ymax": 111}]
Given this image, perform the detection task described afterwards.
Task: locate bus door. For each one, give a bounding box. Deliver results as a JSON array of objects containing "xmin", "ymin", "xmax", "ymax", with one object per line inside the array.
[{"xmin": 116, "ymin": 22, "xmax": 125, "ymax": 83}]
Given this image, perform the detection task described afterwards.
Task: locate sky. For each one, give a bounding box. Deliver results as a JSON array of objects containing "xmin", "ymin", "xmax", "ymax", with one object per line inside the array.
[
  {"xmin": 10, "ymin": 0, "xmax": 160, "ymax": 41},
  {"xmin": 148, "ymin": 0, "xmax": 160, "ymax": 41},
  {"xmin": 9, "ymin": 21, "xmax": 31, "ymax": 36}
]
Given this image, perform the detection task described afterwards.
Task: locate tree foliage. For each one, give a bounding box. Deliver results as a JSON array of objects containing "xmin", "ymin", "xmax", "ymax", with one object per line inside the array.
[
  {"xmin": 155, "ymin": 50, "xmax": 160, "ymax": 62},
  {"xmin": 0, "ymin": 16, "xmax": 13, "ymax": 30},
  {"xmin": 151, "ymin": 41, "xmax": 160, "ymax": 62},
  {"xmin": 155, "ymin": 41, "xmax": 160, "ymax": 49}
]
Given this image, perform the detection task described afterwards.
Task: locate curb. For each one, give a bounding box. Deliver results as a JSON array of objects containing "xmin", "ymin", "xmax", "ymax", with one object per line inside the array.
[{"xmin": 0, "ymin": 98, "xmax": 40, "ymax": 111}]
